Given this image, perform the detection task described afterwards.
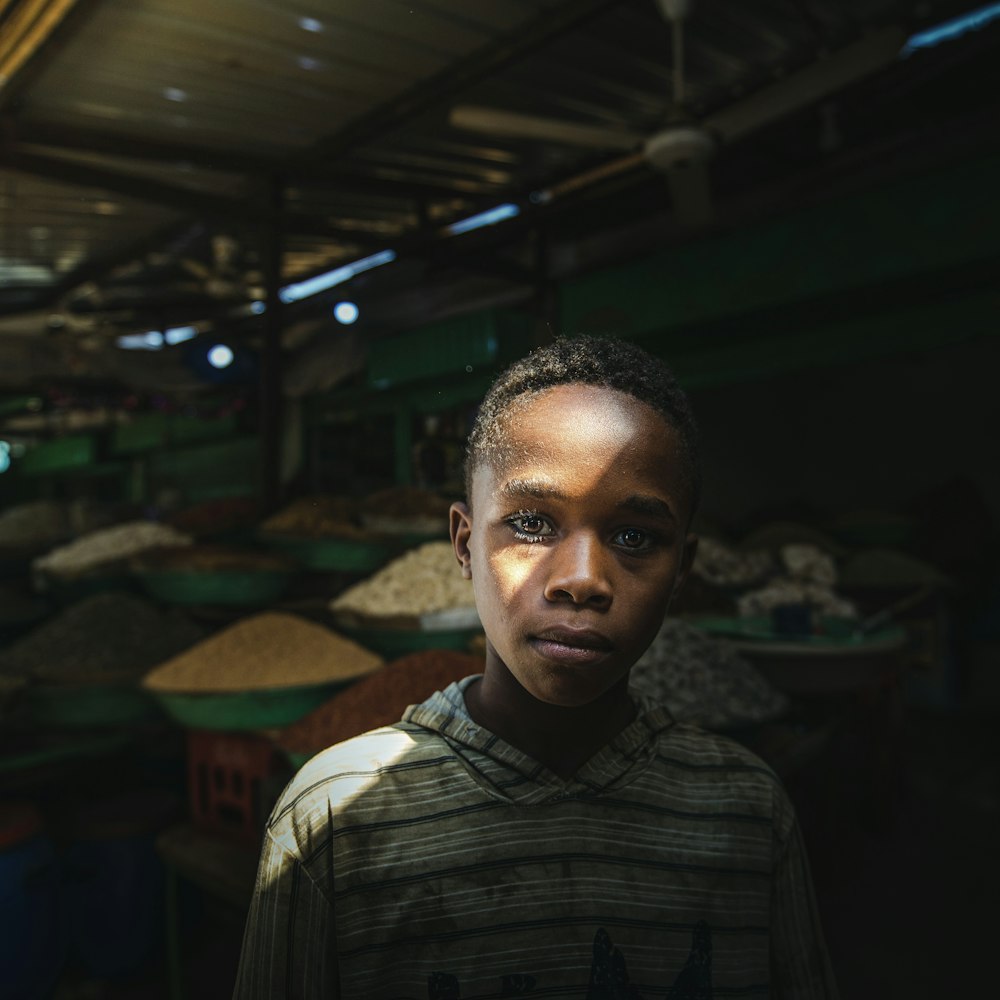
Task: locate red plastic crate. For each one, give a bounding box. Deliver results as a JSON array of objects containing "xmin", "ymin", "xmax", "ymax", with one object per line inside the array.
[{"xmin": 186, "ymin": 730, "xmax": 280, "ymax": 843}]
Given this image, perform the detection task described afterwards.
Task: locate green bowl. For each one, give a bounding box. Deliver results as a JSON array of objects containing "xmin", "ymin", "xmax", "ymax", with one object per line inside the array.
[
  {"xmin": 337, "ymin": 624, "xmax": 482, "ymax": 658},
  {"xmin": 688, "ymin": 614, "xmax": 906, "ymax": 647},
  {"xmin": 151, "ymin": 680, "xmax": 353, "ymax": 731},
  {"xmin": 27, "ymin": 683, "xmax": 162, "ymax": 728},
  {"xmin": 0, "ymin": 732, "xmax": 133, "ymax": 775},
  {"xmin": 258, "ymin": 533, "xmax": 402, "ymax": 573},
  {"xmin": 136, "ymin": 569, "xmax": 292, "ymax": 606}
]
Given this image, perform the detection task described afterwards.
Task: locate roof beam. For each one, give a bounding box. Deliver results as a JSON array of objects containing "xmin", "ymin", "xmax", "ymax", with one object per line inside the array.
[
  {"xmin": 0, "ymin": 0, "xmax": 100, "ymax": 110},
  {"xmin": 0, "ymin": 147, "xmax": 387, "ymax": 244},
  {"xmin": 45, "ymin": 219, "xmax": 206, "ymax": 302},
  {"xmin": 2, "ymin": 117, "xmax": 500, "ymax": 204}
]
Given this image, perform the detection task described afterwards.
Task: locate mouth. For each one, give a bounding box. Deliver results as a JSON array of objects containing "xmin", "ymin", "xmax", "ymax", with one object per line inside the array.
[{"xmin": 529, "ymin": 626, "xmax": 614, "ymax": 665}]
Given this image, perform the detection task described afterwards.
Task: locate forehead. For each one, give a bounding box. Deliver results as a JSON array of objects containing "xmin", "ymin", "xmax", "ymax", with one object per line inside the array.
[
  {"xmin": 473, "ymin": 383, "xmax": 686, "ymax": 510},
  {"xmin": 509, "ymin": 382, "xmax": 668, "ymax": 442}
]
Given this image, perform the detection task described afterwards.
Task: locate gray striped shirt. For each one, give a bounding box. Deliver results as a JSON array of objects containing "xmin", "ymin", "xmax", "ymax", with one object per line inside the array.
[{"xmin": 234, "ymin": 678, "xmax": 838, "ymax": 998}]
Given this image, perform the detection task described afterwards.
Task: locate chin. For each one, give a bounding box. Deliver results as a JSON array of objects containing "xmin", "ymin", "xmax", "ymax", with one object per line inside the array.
[{"xmin": 528, "ymin": 669, "xmax": 625, "ymax": 710}]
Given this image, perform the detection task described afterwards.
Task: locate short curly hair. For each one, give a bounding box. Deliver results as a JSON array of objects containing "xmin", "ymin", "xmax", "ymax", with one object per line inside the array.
[{"xmin": 465, "ymin": 336, "xmax": 701, "ymax": 517}]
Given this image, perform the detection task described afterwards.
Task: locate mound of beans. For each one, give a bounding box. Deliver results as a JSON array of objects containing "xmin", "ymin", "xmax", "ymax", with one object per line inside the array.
[{"xmin": 280, "ymin": 649, "xmax": 483, "ymax": 754}]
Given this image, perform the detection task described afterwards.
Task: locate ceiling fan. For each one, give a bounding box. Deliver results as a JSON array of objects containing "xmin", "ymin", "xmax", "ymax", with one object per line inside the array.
[{"xmin": 450, "ymin": 0, "xmax": 906, "ymax": 228}]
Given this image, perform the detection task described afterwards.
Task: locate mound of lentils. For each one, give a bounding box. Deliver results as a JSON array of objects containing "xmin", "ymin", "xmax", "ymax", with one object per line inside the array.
[
  {"xmin": 0, "ymin": 592, "xmax": 205, "ymax": 686},
  {"xmin": 279, "ymin": 649, "xmax": 483, "ymax": 754}
]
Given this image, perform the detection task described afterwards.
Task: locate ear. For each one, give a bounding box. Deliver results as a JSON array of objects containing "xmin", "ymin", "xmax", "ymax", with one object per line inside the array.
[
  {"xmin": 668, "ymin": 533, "xmax": 698, "ymax": 606},
  {"xmin": 449, "ymin": 501, "xmax": 473, "ymax": 580}
]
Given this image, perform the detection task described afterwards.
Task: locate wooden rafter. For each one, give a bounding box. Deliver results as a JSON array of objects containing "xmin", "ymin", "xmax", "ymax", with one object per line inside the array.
[{"xmin": 0, "ymin": 0, "xmax": 95, "ymax": 108}]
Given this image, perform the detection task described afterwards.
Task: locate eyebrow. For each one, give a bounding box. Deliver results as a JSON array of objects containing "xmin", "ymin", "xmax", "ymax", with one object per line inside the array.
[
  {"xmin": 498, "ymin": 479, "xmax": 676, "ymax": 523},
  {"xmin": 619, "ymin": 494, "xmax": 676, "ymax": 523},
  {"xmin": 498, "ymin": 478, "xmax": 567, "ymax": 503}
]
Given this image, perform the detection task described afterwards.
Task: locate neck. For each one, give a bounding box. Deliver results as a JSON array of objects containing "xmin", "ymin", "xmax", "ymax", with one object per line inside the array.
[{"xmin": 464, "ymin": 663, "xmax": 637, "ymax": 780}]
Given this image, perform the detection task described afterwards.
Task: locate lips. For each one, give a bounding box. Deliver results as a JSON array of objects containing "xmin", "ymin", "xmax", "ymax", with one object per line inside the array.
[
  {"xmin": 533, "ymin": 626, "xmax": 613, "ymax": 650},
  {"xmin": 529, "ymin": 626, "xmax": 614, "ymax": 665}
]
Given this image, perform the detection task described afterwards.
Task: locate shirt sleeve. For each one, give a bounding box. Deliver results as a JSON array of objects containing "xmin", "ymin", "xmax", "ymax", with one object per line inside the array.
[
  {"xmin": 769, "ymin": 812, "xmax": 840, "ymax": 1000},
  {"xmin": 233, "ymin": 829, "xmax": 339, "ymax": 1000}
]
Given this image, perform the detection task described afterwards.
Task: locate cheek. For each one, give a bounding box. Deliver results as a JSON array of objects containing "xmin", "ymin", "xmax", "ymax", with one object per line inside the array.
[
  {"xmin": 471, "ymin": 543, "xmax": 537, "ymax": 612},
  {"xmin": 620, "ymin": 563, "xmax": 680, "ymax": 616}
]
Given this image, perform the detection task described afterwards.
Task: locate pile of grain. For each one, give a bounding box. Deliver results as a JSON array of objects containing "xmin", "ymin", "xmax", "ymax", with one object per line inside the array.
[
  {"xmin": 259, "ymin": 496, "xmax": 363, "ymax": 538},
  {"xmin": 169, "ymin": 496, "xmax": 260, "ymax": 537},
  {"xmin": 279, "ymin": 649, "xmax": 483, "ymax": 753},
  {"xmin": 736, "ymin": 578, "xmax": 857, "ymax": 619},
  {"xmin": 34, "ymin": 521, "xmax": 191, "ymax": 578},
  {"xmin": 365, "ymin": 486, "xmax": 450, "ymax": 518},
  {"xmin": 0, "ymin": 501, "xmax": 69, "ymax": 549},
  {"xmin": 630, "ymin": 618, "xmax": 789, "ymax": 729},
  {"xmin": 330, "ymin": 541, "xmax": 473, "ymax": 618},
  {"xmin": 0, "ymin": 592, "xmax": 205, "ymax": 686},
  {"xmin": 142, "ymin": 612, "xmax": 383, "ymax": 693},
  {"xmin": 736, "ymin": 544, "xmax": 856, "ymax": 620},
  {"xmin": 692, "ymin": 536, "xmax": 773, "ymax": 588},
  {"xmin": 361, "ymin": 486, "xmax": 451, "ymax": 536},
  {"xmin": 132, "ymin": 545, "xmax": 293, "ymax": 574}
]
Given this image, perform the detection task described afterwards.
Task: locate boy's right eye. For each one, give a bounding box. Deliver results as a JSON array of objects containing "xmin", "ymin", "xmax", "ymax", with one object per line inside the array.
[{"xmin": 506, "ymin": 512, "xmax": 554, "ymax": 541}]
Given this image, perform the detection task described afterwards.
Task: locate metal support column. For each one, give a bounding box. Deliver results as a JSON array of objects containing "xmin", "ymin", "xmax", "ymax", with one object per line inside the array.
[{"xmin": 259, "ymin": 175, "xmax": 284, "ymax": 513}]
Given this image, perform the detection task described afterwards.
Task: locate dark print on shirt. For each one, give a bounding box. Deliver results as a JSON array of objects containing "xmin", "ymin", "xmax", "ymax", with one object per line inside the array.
[
  {"xmin": 428, "ymin": 923, "xmax": 713, "ymax": 998},
  {"xmin": 667, "ymin": 922, "xmax": 713, "ymax": 999},
  {"xmin": 428, "ymin": 971, "xmax": 461, "ymax": 999},
  {"xmin": 502, "ymin": 973, "xmax": 539, "ymax": 994}
]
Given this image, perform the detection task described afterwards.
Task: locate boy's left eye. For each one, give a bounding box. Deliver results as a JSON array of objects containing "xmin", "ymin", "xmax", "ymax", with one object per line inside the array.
[{"xmin": 615, "ymin": 527, "xmax": 652, "ymax": 550}]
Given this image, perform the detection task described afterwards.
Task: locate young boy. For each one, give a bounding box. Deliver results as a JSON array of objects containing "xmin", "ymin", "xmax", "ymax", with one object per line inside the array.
[{"xmin": 234, "ymin": 337, "xmax": 839, "ymax": 998}]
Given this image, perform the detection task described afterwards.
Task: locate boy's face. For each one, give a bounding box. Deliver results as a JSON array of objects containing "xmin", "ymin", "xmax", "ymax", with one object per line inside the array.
[{"xmin": 451, "ymin": 383, "xmax": 697, "ymax": 709}]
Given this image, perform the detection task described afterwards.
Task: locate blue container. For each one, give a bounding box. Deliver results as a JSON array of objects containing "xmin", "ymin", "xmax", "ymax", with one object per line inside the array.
[
  {"xmin": 64, "ymin": 791, "xmax": 178, "ymax": 979},
  {"xmin": 65, "ymin": 836, "xmax": 164, "ymax": 978},
  {"xmin": 0, "ymin": 804, "xmax": 65, "ymax": 1000}
]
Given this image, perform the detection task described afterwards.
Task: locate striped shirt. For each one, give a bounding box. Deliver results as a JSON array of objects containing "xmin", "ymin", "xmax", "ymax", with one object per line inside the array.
[{"xmin": 234, "ymin": 677, "xmax": 838, "ymax": 999}]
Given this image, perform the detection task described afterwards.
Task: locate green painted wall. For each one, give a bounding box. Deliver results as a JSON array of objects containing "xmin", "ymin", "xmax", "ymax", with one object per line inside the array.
[{"xmin": 560, "ymin": 150, "xmax": 1000, "ymax": 376}]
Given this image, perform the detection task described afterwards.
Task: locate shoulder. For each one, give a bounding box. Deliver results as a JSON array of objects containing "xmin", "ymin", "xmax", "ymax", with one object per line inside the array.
[
  {"xmin": 658, "ymin": 722, "xmax": 780, "ymax": 777},
  {"xmin": 648, "ymin": 722, "xmax": 795, "ymax": 831},
  {"xmin": 265, "ymin": 722, "xmax": 455, "ymax": 859}
]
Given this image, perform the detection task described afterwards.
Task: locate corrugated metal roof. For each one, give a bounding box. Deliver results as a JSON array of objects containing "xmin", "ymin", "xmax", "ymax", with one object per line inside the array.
[{"xmin": 20, "ymin": 0, "xmax": 561, "ymax": 153}]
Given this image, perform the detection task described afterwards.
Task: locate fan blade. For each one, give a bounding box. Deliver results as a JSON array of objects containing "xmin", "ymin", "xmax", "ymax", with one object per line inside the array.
[
  {"xmin": 449, "ymin": 105, "xmax": 641, "ymax": 151},
  {"xmin": 654, "ymin": 0, "xmax": 693, "ymax": 20},
  {"xmin": 538, "ymin": 151, "xmax": 647, "ymax": 201},
  {"xmin": 705, "ymin": 26, "xmax": 908, "ymax": 144},
  {"xmin": 666, "ymin": 162, "xmax": 714, "ymax": 229}
]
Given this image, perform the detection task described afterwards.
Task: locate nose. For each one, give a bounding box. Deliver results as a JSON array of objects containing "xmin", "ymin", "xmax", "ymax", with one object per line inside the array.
[{"xmin": 543, "ymin": 532, "xmax": 613, "ymax": 608}]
